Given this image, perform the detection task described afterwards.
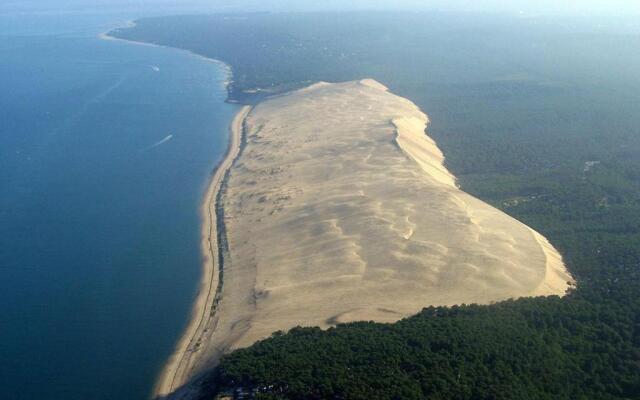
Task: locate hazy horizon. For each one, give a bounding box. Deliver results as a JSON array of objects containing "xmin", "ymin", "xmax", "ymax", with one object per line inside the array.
[{"xmin": 3, "ymin": 0, "xmax": 640, "ymax": 17}]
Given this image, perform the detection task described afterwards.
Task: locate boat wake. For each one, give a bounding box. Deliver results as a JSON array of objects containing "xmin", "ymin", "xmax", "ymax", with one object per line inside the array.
[{"xmin": 141, "ymin": 134, "xmax": 173, "ymax": 152}]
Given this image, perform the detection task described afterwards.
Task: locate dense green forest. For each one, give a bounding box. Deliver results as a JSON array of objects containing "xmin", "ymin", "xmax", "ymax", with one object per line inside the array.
[{"xmin": 115, "ymin": 12, "xmax": 640, "ymax": 399}]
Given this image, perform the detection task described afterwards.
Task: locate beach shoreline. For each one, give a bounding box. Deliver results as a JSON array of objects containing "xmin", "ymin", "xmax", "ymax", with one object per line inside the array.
[
  {"xmin": 152, "ymin": 105, "xmax": 250, "ymax": 398},
  {"xmin": 99, "ymin": 22, "xmax": 234, "ymax": 93},
  {"xmin": 99, "ymin": 24, "xmax": 247, "ymax": 398}
]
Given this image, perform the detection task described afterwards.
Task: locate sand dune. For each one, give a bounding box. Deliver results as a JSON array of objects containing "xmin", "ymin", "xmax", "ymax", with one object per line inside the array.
[{"xmin": 182, "ymin": 78, "xmax": 576, "ymax": 366}]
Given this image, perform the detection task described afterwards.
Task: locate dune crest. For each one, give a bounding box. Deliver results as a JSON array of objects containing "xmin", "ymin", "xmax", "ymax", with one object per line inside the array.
[
  {"xmin": 393, "ymin": 116, "xmax": 457, "ymax": 188},
  {"xmin": 190, "ymin": 79, "xmax": 574, "ymax": 377}
]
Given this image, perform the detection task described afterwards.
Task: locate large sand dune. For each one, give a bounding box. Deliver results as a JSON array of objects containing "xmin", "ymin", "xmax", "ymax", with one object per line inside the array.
[
  {"xmin": 201, "ymin": 79, "xmax": 575, "ymax": 357},
  {"xmin": 176, "ymin": 79, "xmax": 574, "ymax": 390}
]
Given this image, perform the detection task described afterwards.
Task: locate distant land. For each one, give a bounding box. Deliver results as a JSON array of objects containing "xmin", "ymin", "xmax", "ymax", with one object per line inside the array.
[{"xmin": 112, "ymin": 12, "xmax": 640, "ymax": 400}]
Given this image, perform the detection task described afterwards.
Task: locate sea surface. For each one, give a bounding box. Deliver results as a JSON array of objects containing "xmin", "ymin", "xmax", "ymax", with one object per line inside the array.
[{"xmin": 0, "ymin": 9, "xmax": 238, "ymax": 400}]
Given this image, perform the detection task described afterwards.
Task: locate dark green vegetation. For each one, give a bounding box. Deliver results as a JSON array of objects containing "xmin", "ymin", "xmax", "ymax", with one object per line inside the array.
[{"xmin": 115, "ymin": 12, "xmax": 640, "ymax": 399}]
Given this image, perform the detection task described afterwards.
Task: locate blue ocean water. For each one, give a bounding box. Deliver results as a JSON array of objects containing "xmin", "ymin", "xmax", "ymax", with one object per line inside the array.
[{"xmin": 0, "ymin": 10, "xmax": 238, "ymax": 400}]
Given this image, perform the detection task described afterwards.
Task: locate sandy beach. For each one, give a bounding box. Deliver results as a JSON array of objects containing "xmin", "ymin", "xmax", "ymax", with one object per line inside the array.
[
  {"xmin": 153, "ymin": 106, "xmax": 250, "ymax": 398},
  {"xmin": 97, "ymin": 26, "xmax": 244, "ymax": 398}
]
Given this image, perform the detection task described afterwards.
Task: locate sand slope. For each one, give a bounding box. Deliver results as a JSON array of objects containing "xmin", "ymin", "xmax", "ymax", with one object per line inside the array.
[{"xmin": 195, "ymin": 79, "xmax": 574, "ymax": 372}]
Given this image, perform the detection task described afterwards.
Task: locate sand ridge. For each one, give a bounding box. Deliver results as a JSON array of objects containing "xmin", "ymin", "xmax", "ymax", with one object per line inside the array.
[{"xmin": 191, "ymin": 79, "xmax": 575, "ymax": 362}]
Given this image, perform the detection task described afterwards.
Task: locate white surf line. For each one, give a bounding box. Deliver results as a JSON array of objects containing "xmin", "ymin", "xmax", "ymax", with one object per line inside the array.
[{"xmin": 141, "ymin": 134, "xmax": 173, "ymax": 152}]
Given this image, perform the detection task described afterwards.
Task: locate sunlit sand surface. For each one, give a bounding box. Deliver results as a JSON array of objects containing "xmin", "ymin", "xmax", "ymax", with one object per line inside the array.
[{"xmin": 194, "ymin": 79, "xmax": 574, "ymax": 375}]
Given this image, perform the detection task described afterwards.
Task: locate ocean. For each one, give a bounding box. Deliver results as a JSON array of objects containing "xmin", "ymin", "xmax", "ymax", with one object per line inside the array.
[{"xmin": 0, "ymin": 9, "xmax": 238, "ymax": 400}]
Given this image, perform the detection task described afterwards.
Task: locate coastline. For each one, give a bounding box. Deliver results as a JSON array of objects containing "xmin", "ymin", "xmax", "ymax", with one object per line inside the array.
[
  {"xmin": 99, "ymin": 22, "xmax": 234, "ymax": 93},
  {"xmin": 153, "ymin": 105, "xmax": 251, "ymax": 397},
  {"xmin": 99, "ymin": 23, "xmax": 247, "ymax": 397}
]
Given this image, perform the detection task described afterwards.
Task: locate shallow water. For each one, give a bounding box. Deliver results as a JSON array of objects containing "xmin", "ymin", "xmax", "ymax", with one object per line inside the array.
[{"xmin": 0, "ymin": 11, "xmax": 238, "ymax": 400}]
